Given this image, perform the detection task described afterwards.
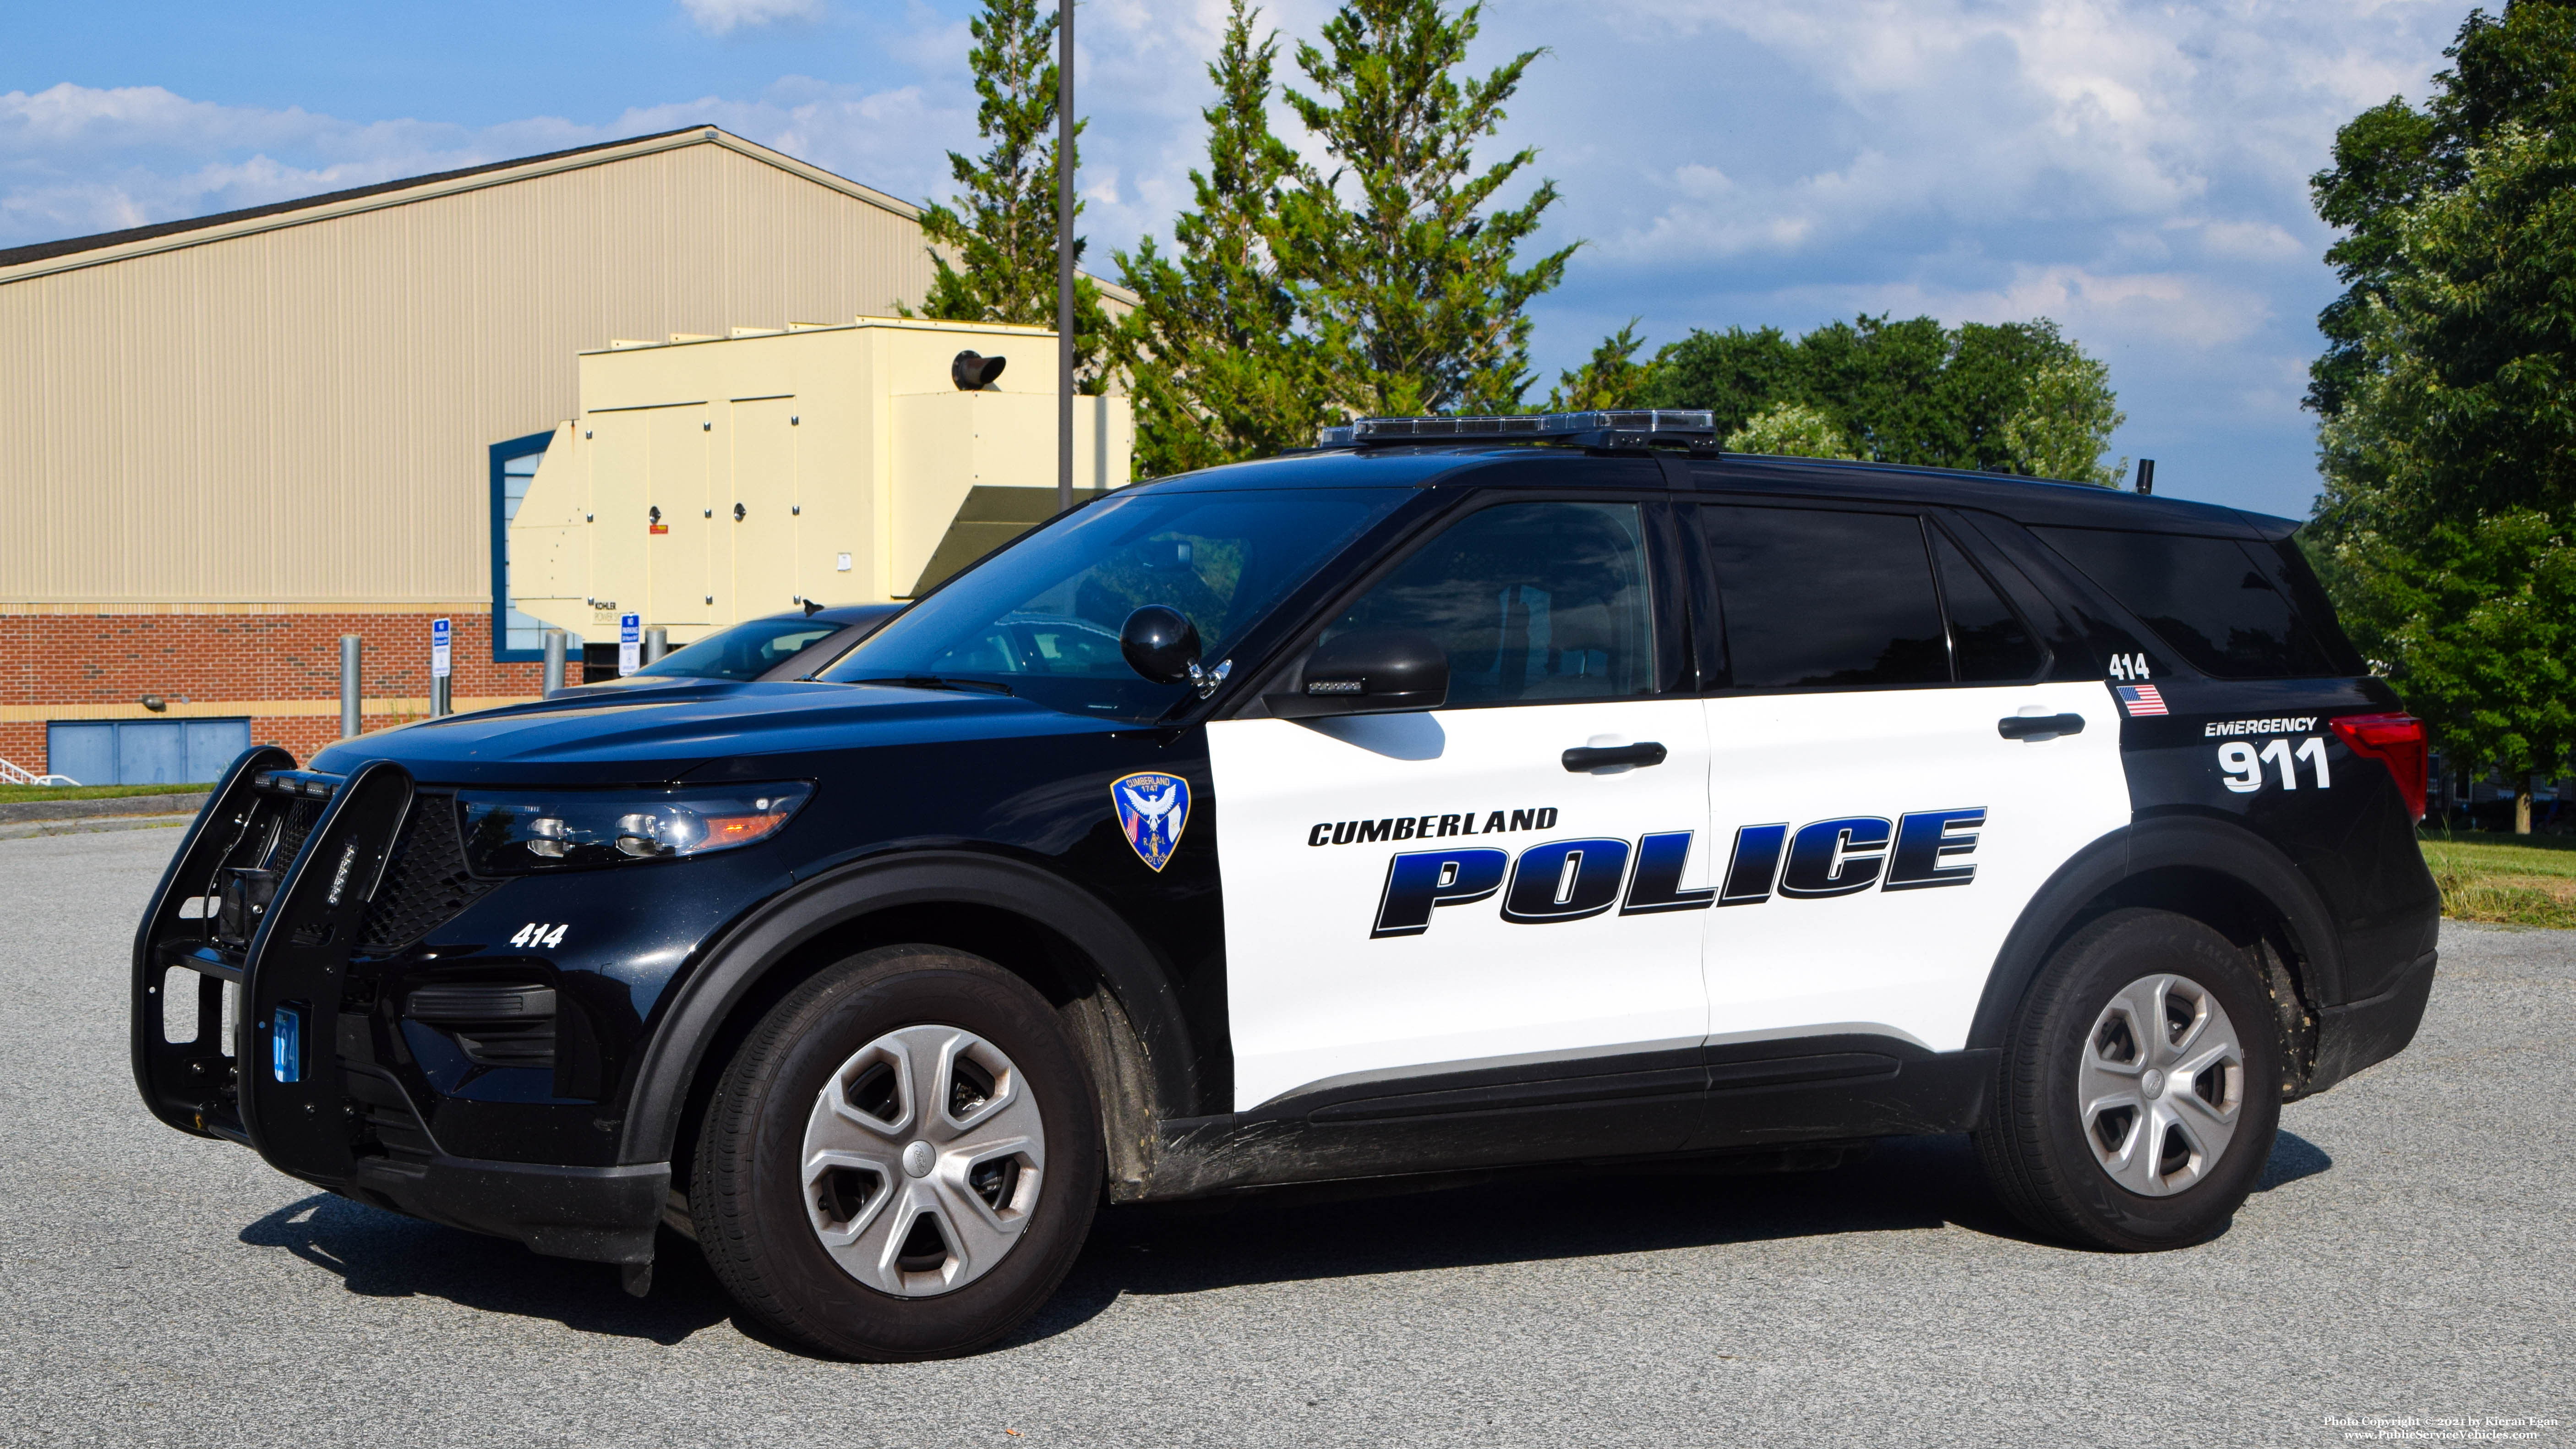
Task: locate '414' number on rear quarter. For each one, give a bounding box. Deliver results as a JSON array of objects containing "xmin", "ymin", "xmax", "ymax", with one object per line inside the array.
[{"xmin": 510, "ymin": 923, "xmax": 570, "ymax": 948}]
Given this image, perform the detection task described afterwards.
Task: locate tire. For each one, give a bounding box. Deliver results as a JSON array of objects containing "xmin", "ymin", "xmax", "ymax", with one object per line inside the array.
[
  {"xmin": 1974, "ymin": 907, "xmax": 2281, "ymax": 1251},
  {"xmin": 690, "ymin": 945, "xmax": 1103, "ymax": 1360}
]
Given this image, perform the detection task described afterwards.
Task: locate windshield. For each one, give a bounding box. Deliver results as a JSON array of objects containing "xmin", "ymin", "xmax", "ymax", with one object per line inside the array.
[
  {"xmin": 636, "ymin": 617, "xmax": 846, "ymax": 681},
  {"xmin": 821, "ymin": 487, "xmax": 1402, "ymax": 718}
]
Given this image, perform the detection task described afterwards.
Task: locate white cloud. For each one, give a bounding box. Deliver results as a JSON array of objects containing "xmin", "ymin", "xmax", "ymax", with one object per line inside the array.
[{"xmin": 677, "ymin": 0, "xmax": 824, "ymax": 35}]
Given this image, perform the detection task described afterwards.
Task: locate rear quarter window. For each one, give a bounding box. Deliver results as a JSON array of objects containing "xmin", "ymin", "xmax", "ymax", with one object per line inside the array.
[{"xmin": 2031, "ymin": 526, "xmax": 2363, "ymax": 679}]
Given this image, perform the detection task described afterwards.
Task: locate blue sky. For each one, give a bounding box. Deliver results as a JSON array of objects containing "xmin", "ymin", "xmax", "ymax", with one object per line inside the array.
[{"xmin": 4, "ymin": 0, "xmax": 2470, "ymax": 518}]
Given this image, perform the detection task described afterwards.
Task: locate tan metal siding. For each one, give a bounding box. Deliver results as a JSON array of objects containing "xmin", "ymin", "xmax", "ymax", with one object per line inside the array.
[{"xmin": 0, "ymin": 138, "xmax": 939, "ymax": 605}]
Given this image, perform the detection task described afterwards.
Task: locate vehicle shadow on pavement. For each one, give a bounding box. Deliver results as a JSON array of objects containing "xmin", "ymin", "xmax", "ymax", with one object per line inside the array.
[
  {"xmin": 240, "ymin": 1195, "xmax": 736, "ymax": 1347},
  {"xmin": 230, "ymin": 1128, "xmax": 2334, "ymax": 1356},
  {"xmin": 1021, "ymin": 1128, "xmax": 2341, "ymax": 1340}
]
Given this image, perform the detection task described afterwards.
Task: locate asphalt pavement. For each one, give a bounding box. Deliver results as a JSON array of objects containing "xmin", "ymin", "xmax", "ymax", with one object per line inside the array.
[{"xmin": 2, "ymin": 826, "xmax": 2567, "ymax": 1448}]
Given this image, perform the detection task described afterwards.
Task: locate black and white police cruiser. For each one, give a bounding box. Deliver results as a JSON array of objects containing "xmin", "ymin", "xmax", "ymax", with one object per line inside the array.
[{"xmin": 132, "ymin": 410, "xmax": 2440, "ymax": 1359}]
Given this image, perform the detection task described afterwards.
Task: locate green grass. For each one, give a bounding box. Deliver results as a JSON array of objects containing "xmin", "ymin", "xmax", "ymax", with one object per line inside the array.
[
  {"xmin": 0, "ymin": 782, "xmax": 211, "ymax": 805},
  {"xmin": 2418, "ymin": 827, "xmax": 2576, "ymax": 928}
]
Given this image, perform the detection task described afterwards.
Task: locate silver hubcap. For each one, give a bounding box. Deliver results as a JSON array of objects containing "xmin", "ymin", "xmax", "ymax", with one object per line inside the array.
[
  {"xmin": 801, "ymin": 1024, "xmax": 1045, "ymax": 1297},
  {"xmin": 2077, "ymin": 973, "xmax": 2245, "ymax": 1197}
]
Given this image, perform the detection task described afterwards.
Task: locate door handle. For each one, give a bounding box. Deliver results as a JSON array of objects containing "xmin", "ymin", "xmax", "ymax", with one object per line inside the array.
[
  {"xmin": 1997, "ymin": 713, "xmax": 2086, "ymax": 741},
  {"xmin": 1562, "ymin": 742, "xmax": 1668, "ymax": 773}
]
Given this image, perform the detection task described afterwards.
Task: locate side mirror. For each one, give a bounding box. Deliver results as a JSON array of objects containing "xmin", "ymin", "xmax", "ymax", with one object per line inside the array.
[
  {"xmin": 1267, "ymin": 629, "xmax": 1448, "ymax": 718},
  {"xmin": 1120, "ymin": 606, "xmax": 1202, "ymax": 685}
]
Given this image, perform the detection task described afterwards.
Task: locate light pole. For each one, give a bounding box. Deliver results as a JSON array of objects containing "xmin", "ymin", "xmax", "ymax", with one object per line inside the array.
[{"xmin": 1056, "ymin": 0, "xmax": 1075, "ymax": 515}]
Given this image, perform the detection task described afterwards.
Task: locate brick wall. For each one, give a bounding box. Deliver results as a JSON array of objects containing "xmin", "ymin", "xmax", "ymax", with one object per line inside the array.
[{"xmin": 0, "ymin": 610, "xmax": 588, "ymax": 775}]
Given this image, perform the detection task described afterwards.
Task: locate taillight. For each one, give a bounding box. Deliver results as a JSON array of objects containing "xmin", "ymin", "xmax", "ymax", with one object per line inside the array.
[{"xmin": 2330, "ymin": 713, "xmax": 2428, "ymax": 820}]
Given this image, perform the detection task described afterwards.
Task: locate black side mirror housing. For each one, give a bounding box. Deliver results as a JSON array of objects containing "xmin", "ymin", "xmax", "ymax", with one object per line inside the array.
[
  {"xmin": 1267, "ymin": 629, "xmax": 1449, "ymax": 718},
  {"xmin": 1120, "ymin": 605, "xmax": 1202, "ymax": 685}
]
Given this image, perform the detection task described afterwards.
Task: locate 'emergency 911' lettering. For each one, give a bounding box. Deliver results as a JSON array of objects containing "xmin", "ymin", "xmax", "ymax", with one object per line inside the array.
[{"xmin": 1370, "ymin": 808, "xmax": 1987, "ymax": 938}]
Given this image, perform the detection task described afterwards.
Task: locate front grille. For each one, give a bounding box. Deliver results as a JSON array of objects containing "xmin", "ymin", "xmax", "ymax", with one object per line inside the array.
[
  {"xmin": 357, "ymin": 794, "xmax": 500, "ymax": 953},
  {"xmin": 267, "ymin": 798, "xmax": 322, "ymax": 869}
]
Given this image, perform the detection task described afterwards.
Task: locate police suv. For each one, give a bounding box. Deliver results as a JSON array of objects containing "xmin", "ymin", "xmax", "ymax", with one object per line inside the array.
[{"xmin": 132, "ymin": 410, "xmax": 2440, "ymax": 1360}]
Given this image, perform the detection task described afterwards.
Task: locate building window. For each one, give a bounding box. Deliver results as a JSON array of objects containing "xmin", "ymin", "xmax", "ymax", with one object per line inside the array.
[{"xmin": 490, "ymin": 431, "xmax": 573, "ymax": 662}]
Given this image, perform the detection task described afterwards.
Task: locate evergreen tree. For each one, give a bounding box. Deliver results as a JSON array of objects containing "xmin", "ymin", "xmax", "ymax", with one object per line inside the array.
[
  {"xmin": 1275, "ymin": 0, "xmax": 1576, "ymax": 416},
  {"xmin": 1544, "ymin": 319, "xmax": 1648, "ymax": 411},
  {"xmin": 907, "ymin": 0, "xmax": 1108, "ymax": 384},
  {"xmin": 1111, "ymin": 1, "xmax": 1324, "ymax": 475}
]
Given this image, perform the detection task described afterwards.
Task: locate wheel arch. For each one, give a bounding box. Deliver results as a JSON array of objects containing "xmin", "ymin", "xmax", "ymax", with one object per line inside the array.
[
  {"xmin": 617, "ymin": 851, "xmax": 1199, "ymax": 1202},
  {"xmin": 1970, "ymin": 815, "xmax": 2346, "ymax": 1091}
]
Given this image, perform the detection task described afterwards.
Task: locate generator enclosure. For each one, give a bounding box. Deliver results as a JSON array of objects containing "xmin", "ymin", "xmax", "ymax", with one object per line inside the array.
[{"xmin": 507, "ymin": 316, "xmax": 1132, "ymax": 645}]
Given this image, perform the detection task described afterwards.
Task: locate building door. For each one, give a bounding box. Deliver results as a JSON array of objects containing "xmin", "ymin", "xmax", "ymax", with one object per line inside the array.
[
  {"xmin": 1692, "ymin": 503, "xmax": 2129, "ymax": 1054},
  {"xmin": 646, "ymin": 404, "xmax": 713, "ymax": 630},
  {"xmin": 47, "ymin": 719, "xmax": 251, "ymax": 786},
  {"xmin": 729, "ymin": 396, "xmax": 802, "ymax": 615},
  {"xmin": 1210, "ymin": 498, "xmax": 1712, "ymax": 1119}
]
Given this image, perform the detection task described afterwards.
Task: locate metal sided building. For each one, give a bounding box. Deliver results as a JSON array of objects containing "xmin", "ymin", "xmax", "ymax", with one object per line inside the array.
[{"xmin": 0, "ymin": 126, "xmax": 1124, "ymax": 784}]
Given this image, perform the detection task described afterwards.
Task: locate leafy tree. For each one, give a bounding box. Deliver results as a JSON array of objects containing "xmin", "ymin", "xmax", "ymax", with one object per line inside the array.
[
  {"xmin": 1275, "ymin": 0, "xmax": 1577, "ymax": 416},
  {"xmin": 2316, "ymin": 508, "xmax": 2576, "ymax": 831},
  {"xmin": 907, "ymin": 0, "xmax": 1108, "ymax": 385},
  {"xmin": 2304, "ymin": 4, "xmax": 2576, "ymax": 827},
  {"xmin": 1724, "ymin": 401, "xmax": 1855, "ymax": 459},
  {"xmin": 1111, "ymin": 1, "xmax": 1325, "ymax": 475},
  {"xmin": 2003, "ymin": 354, "xmax": 2128, "ymax": 486},
  {"xmin": 2307, "ymin": 0, "xmax": 2576, "ymax": 422},
  {"xmin": 1637, "ymin": 314, "xmax": 2121, "ymax": 476},
  {"xmin": 1544, "ymin": 319, "xmax": 1649, "ymax": 410}
]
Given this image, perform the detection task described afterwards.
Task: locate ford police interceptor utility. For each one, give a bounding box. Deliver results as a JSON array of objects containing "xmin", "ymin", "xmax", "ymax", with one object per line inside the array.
[{"xmin": 131, "ymin": 410, "xmax": 2439, "ymax": 1360}]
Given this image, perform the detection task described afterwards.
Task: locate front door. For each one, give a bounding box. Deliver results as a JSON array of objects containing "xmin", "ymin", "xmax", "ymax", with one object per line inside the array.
[
  {"xmin": 1210, "ymin": 498, "xmax": 1714, "ymax": 1117},
  {"xmin": 1691, "ymin": 502, "xmax": 2131, "ymax": 1054}
]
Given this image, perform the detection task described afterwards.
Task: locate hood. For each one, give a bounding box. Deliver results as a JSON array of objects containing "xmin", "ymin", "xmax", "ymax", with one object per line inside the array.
[{"xmin": 307, "ymin": 680, "xmax": 1113, "ymax": 786}]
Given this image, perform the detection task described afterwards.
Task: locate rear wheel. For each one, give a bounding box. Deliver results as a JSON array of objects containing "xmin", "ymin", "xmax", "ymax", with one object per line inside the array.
[
  {"xmin": 691, "ymin": 946, "xmax": 1102, "ymax": 1359},
  {"xmin": 1975, "ymin": 908, "xmax": 2281, "ymax": 1251}
]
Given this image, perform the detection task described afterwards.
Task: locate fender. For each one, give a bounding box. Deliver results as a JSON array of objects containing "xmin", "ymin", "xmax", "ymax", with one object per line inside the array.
[
  {"xmin": 614, "ymin": 849, "xmax": 1199, "ymax": 1167},
  {"xmin": 1968, "ymin": 814, "xmax": 2348, "ymax": 1051}
]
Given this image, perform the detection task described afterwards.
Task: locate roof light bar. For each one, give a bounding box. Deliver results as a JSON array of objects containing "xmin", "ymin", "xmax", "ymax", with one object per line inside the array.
[{"xmin": 1318, "ymin": 409, "xmax": 1718, "ymax": 449}]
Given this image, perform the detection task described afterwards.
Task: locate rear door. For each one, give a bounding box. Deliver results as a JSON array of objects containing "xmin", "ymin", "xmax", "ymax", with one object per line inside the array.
[
  {"xmin": 1210, "ymin": 495, "xmax": 1713, "ymax": 1121},
  {"xmin": 1692, "ymin": 502, "xmax": 2130, "ymax": 1054}
]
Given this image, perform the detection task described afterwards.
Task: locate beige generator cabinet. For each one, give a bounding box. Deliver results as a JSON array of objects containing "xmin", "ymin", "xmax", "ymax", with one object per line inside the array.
[{"xmin": 506, "ymin": 316, "xmax": 1133, "ymax": 646}]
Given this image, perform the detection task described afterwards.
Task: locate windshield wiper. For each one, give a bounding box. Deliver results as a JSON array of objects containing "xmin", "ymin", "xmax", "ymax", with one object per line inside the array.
[{"xmin": 841, "ymin": 675, "xmax": 1015, "ymax": 697}]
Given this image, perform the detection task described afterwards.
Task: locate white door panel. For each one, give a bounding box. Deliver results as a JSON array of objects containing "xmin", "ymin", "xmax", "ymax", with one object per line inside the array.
[
  {"xmin": 1700, "ymin": 681, "xmax": 2129, "ymax": 1050},
  {"xmin": 1210, "ymin": 697, "xmax": 1713, "ymax": 1110}
]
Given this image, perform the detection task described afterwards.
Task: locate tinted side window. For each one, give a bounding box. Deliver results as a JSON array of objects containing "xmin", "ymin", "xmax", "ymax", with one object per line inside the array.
[
  {"xmin": 1931, "ymin": 528, "xmax": 2043, "ymax": 682},
  {"xmin": 1324, "ymin": 501, "xmax": 1655, "ymax": 705},
  {"xmin": 2033, "ymin": 527, "xmax": 2347, "ymax": 679},
  {"xmin": 1703, "ymin": 506, "xmax": 1948, "ymax": 688}
]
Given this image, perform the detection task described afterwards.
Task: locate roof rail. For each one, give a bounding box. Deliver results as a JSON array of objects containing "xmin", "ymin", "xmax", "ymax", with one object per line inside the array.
[{"xmin": 1319, "ymin": 409, "xmax": 1719, "ymax": 453}]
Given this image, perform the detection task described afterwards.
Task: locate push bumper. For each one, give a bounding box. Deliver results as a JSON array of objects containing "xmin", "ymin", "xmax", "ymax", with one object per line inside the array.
[
  {"xmin": 2308, "ymin": 948, "xmax": 2438, "ymax": 1094},
  {"xmin": 131, "ymin": 750, "xmax": 667, "ymax": 1269}
]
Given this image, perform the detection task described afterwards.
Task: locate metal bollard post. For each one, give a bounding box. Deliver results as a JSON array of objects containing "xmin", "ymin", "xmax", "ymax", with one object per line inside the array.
[
  {"xmin": 339, "ymin": 635, "xmax": 362, "ymax": 738},
  {"xmin": 430, "ymin": 675, "xmax": 452, "ymax": 719},
  {"xmin": 644, "ymin": 627, "xmax": 668, "ymax": 665},
  {"xmin": 541, "ymin": 629, "xmax": 568, "ymax": 696}
]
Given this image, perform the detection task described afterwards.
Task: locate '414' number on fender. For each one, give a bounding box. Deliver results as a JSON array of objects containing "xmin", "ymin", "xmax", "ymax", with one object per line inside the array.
[{"xmin": 2218, "ymin": 737, "xmax": 2328, "ymax": 794}]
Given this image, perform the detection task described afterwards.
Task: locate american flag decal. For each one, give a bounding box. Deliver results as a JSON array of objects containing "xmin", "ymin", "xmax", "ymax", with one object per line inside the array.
[{"xmin": 2116, "ymin": 683, "xmax": 2168, "ymax": 716}]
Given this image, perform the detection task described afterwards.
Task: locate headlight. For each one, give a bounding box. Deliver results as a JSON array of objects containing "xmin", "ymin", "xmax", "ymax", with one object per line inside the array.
[{"xmin": 456, "ymin": 783, "xmax": 813, "ymax": 875}]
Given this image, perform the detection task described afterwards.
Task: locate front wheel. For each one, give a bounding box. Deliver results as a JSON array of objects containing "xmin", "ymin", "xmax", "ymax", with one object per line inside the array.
[
  {"xmin": 1975, "ymin": 908, "xmax": 2282, "ymax": 1251},
  {"xmin": 691, "ymin": 946, "xmax": 1103, "ymax": 1359}
]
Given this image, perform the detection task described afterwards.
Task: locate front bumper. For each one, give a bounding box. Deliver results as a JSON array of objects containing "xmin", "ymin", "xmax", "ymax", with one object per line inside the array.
[
  {"xmin": 131, "ymin": 749, "xmax": 668, "ymax": 1267},
  {"xmin": 2308, "ymin": 948, "xmax": 2438, "ymax": 1094},
  {"xmin": 341, "ymin": 1154, "xmax": 667, "ymax": 1264}
]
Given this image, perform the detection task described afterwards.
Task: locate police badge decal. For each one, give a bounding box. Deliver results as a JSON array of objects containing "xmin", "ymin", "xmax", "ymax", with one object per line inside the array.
[{"xmin": 1111, "ymin": 771, "xmax": 1191, "ymax": 872}]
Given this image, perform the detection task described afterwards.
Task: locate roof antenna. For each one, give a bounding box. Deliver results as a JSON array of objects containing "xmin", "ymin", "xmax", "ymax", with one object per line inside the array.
[
  {"xmin": 2134, "ymin": 458, "xmax": 2155, "ymax": 496},
  {"xmin": 802, "ymin": 598, "xmax": 825, "ymax": 616}
]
